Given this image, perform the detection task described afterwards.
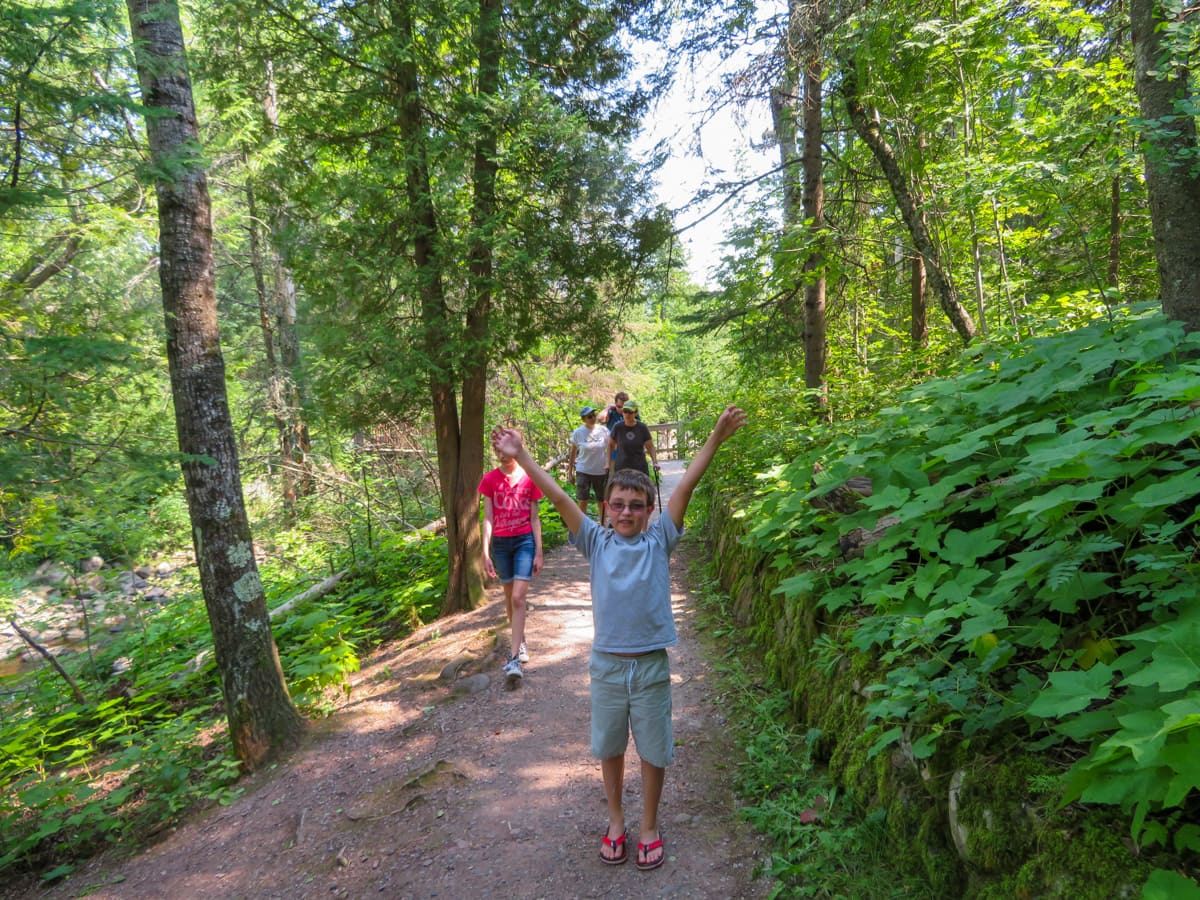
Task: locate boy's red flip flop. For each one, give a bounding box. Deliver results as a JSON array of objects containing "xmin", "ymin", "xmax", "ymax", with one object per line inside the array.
[
  {"xmin": 599, "ymin": 829, "xmax": 627, "ymax": 865},
  {"xmin": 636, "ymin": 836, "xmax": 665, "ymax": 870}
]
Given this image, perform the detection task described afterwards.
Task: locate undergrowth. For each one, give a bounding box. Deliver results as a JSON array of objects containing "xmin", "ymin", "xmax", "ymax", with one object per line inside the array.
[
  {"xmin": 0, "ymin": 500, "xmax": 571, "ymax": 884},
  {"xmin": 689, "ymin": 565, "xmax": 934, "ymax": 899},
  {"xmin": 722, "ymin": 303, "xmax": 1199, "ymax": 892}
]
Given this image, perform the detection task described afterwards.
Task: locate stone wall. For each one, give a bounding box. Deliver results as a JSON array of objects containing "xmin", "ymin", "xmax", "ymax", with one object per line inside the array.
[{"xmin": 706, "ymin": 491, "xmax": 1152, "ymax": 898}]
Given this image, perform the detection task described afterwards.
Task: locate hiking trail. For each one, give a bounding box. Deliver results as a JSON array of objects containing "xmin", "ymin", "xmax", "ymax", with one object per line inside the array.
[{"xmin": 25, "ymin": 459, "xmax": 772, "ymax": 900}]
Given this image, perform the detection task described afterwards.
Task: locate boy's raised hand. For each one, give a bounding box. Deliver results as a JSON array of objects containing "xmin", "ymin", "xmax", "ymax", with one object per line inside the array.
[
  {"xmin": 666, "ymin": 403, "xmax": 747, "ymax": 527},
  {"xmin": 713, "ymin": 405, "xmax": 748, "ymax": 443},
  {"xmin": 491, "ymin": 426, "xmax": 524, "ymax": 458}
]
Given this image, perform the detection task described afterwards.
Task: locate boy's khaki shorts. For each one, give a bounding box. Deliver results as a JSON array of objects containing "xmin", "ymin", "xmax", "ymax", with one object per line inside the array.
[{"xmin": 589, "ymin": 648, "xmax": 673, "ymax": 768}]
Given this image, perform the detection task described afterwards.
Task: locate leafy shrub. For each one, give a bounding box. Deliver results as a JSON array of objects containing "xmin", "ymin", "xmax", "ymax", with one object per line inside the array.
[
  {"xmin": 742, "ymin": 304, "xmax": 1199, "ymax": 867},
  {"xmin": 693, "ymin": 571, "xmax": 932, "ymax": 899},
  {"xmin": 0, "ymin": 514, "xmax": 477, "ymax": 879}
]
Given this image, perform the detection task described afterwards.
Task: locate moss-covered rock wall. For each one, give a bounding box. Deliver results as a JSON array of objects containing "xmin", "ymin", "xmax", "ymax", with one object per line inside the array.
[{"xmin": 707, "ymin": 492, "xmax": 1152, "ymax": 898}]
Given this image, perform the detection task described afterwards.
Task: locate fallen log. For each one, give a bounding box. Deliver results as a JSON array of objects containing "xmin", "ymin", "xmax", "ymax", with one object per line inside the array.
[{"xmin": 269, "ymin": 570, "xmax": 347, "ymax": 619}]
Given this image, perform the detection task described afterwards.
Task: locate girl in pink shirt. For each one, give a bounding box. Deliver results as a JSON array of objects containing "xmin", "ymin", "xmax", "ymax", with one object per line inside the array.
[{"xmin": 479, "ymin": 451, "xmax": 543, "ymax": 683}]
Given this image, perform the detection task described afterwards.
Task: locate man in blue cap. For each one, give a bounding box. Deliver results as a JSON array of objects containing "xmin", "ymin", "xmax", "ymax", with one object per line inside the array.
[{"xmin": 568, "ymin": 405, "xmax": 611, "ymax": 526}]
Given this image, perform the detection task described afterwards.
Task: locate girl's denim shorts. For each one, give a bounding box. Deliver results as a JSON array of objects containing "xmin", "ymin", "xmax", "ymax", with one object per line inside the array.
[{"xmin": 490, "ymin": 531, "xmax": 535, "ymax": 583}]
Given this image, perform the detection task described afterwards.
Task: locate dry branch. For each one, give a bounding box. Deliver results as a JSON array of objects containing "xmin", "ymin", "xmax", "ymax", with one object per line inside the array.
[{"xmin": 9, "ymin": 617, "xmax": 87, "ymax": 704}]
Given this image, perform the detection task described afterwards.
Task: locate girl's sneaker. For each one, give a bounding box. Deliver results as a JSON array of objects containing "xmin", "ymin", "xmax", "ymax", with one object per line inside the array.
[
  {"xmin": 503, "ymin": 655, "xmax": 524, "ymax": 684},
  {"xmin": 517, "ymin": 642, "xmax": 529, "ymax": 663}
]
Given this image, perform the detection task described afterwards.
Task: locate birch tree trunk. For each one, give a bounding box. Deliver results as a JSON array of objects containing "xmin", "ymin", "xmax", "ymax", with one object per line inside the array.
[{"xmin": 125, "ymin": 0, "xmax": 303, "ymax": 769}]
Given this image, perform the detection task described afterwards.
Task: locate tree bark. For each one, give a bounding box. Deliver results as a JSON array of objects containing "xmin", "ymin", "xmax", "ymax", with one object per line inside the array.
[
  {"xmin": 125, "ymin": 0, "xmax": 303, "ymax": 769},
  {"xmin": 1130, "ymin": 0, "xmax": 1200, "ymax": 331},
  {"xmin": 261, "ymin": 58, "xmax": 312, "ymax": 505},
  {"xmin": 990, "ymin": 196, "xmax": 1020, "ymax": 337},
  {"xmin": 773, "ymin": 0, "xmax": 827, "ymax": 408},
  {"xmin": 841, "ymin": 59, "xmax": 977, "ymax": 344},
  {"xmin": 911, "ymin": 253, "xmax": 928, "ymax": 347},
  {"xmin": 801, "ymin": 35, "xmax": 828, "ymax": 410},
  {"xmin": 1107, "ymin": 174, "xmax": 1120, "ymax": 290},
  {"xmin": 395, "ymin": 1, "xmax": 486, "ymax": 614},
  {"xmin": 243, "ymin": 59, "xmax": 311, "ymax": 508}
]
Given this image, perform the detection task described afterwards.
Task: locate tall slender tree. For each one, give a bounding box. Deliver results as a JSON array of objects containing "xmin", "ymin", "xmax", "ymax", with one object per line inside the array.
[
  {"xmin": 125, "ymin": 0, "xmax": 303, "ymax": 768},
  {"xmin": 772, "ymin": 0, "xmax": 828, "ymax": 409},
  {"xmin": 840, "ymin": 50, "xmax": 977, "ymax": 344},
  {"xmin": 1130, "ymin": 0, "xmax": 1200, "ymax": 331},
  {"xmin": 799, "ymin": 6, "xmax": 828, "ymax": 407},
  {"xmin": 234, "ymin": 0, "xmax": 669, "ymax": 614}
]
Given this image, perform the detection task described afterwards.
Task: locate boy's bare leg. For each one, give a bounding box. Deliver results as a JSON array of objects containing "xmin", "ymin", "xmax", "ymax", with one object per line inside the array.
[
  {"xmin": 600, "ymin": 755, "xmax": 626, "ymax": 860},
  {"xmin": 638, "ymin": 759, "xmax": 666, "ymax": 867}
]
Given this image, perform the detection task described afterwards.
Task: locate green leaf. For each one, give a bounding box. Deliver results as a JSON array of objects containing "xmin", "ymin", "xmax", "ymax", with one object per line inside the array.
[
  {"xmin": 1157, "ymin": 723, "xmax": 1200, "ymax": 805},
  {"xmin": 867, "ymin": 726, "xmax": 903, "ymax": 758},
  {"xmin": 1128, "ymin": 469, "xmax": 1200, "ymax": 509},
  {"xmin": 1008, "ymin": 481, "xmax": 1107, "ymax": 519},
  {"xmin": 1143, "ymin": 868, "xmax": 1200, "ymax": 899},
  {"xmin": 39, "ymin": 863, "xmax": 75, "ymax": 883},
  {"xmin": 1027, "ymin": 665, "xmax": 1114, "ymax": 717},
  {"xmin": 940, "ymin": 525, "xmax": 1004, "ymax": 564},
  {"xmin": 911, "ymin": 732, "xmax": 939, "ymax": 759},
  {"xmin": 774, "ymin": 571, "xmax": 816, "ymax": 599},
  {"xmin": 863, "ymin": 483, "xmax": 911, "ymax": 511},
  {"xmin": 1121, "ymin": 622, "xmax": 1200, "ymax": 692}
]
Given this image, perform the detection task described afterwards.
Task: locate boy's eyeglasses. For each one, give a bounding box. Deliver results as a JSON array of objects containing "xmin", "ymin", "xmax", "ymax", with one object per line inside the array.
[{"xmin": 606, "ymin": 501, "xmax": 647, "ymax": 512}]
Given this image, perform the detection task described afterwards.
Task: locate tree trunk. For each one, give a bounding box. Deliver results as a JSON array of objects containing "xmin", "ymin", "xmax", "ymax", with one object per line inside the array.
[
  {"xmin": 395, "ymin": 1, "xmax": 486, "ymax": 614},
  {"xmin": 1131, "ymin": 0, "xmax": 1200, "ymax": 331},
  {"xmin": 125, "ymin": 0, "xmax": 303, "ymax": 769},
  {"xmin": 801, "ymin": 42, "xmax": 827, "ymax": 409},
  {"xmin": 911, "ymin": 253, "xmax": 928, "ymax": 347},
  {"xmin": 262, "ymin": 59, "xmax": 312, "ymax": 504},
  {"xmin": 841, "ymin": 59, "xmax": 977, "ymax": 344},
  {"xmin": 769, "ymin": 50, "xmax": 806, "ymax": 349},
  {"xmin": 990, "ymin": 196, "xmax": 1020, "ymax": 337},
  {"xmin": 1107, "ymin": 174, "xmax": 1120, "ymax": 290},
  {"xmin": 968, "ymin": 209, "xmax": 988, "ymax": 337},
  {"xmin": 773, "ymin": 0, "xmax": 826, "ymax": 407},
  {"xmin": 448, "ymin": 0, "xmax": 503, "ymax": 609}
]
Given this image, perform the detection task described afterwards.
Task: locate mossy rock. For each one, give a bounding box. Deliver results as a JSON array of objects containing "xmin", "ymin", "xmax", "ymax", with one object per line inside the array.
[{"xmin": 971, "ymin": 818, "xmax": 1150, "ymax": 899}]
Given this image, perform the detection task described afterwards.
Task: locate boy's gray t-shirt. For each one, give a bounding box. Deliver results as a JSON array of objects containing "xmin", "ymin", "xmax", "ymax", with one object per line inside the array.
[{"xmin": 571, "ymin": 515, "xmax": 682, "ymax": 654}]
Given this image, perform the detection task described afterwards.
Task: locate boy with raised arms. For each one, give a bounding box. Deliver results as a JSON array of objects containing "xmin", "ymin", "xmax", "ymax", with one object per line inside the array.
[{"xmin": 489, "ymin": 404, "xmax": 747, "ymax": 871}]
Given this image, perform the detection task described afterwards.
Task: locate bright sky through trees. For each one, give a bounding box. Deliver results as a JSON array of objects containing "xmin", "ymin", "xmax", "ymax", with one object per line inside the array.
[{"xmin": 634, "ymin": 34, "xmax": 776, "ymax": 288}]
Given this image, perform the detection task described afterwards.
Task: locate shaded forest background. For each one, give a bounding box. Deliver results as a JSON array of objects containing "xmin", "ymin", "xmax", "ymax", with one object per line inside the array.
[{"xmin": 2, "ymin": 0, "xmax": 1199, "ymax": 894}]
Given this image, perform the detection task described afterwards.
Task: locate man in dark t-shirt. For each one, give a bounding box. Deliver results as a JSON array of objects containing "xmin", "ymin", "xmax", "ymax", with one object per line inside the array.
[{"xmin": 608, "ymin": 400, "xmax": 659, "ymax": 476}]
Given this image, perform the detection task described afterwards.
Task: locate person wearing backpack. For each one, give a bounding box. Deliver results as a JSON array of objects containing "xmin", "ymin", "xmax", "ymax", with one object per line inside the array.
[{"xmin": 609, "ymin": 400, "xmax": 659, "ymax": 477}]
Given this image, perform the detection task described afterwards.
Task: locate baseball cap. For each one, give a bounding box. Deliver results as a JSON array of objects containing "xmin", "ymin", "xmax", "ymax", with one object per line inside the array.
[
  {"xmin": 580, "ymin": 406, "xmax": 597, "ymax": 417},
  {"xmin": 623, "ymin": 401, "xmax": 639, "ymax": 413}
]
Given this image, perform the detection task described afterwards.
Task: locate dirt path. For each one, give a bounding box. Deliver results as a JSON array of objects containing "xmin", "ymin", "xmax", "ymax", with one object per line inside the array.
[{"xmin": 29, "ymin": 460, "xmax": 773, "ymax": 899}]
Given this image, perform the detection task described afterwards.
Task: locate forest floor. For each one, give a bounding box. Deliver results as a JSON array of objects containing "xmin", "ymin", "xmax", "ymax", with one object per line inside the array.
[{"xmin": 19, "ymin": 460, "xmax": 775, "ymax": 899}]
